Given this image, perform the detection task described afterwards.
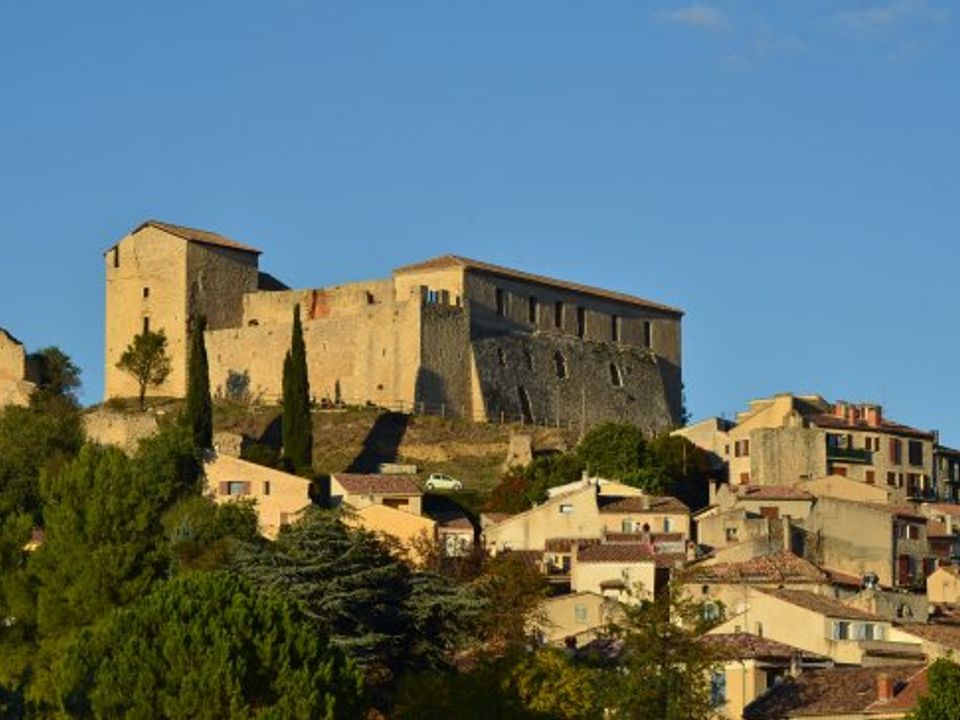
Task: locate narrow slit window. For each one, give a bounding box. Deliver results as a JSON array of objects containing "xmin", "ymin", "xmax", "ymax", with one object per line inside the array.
[
  {"xmin": 611, "ymin": 315, "xmax": 621, "ymax": 342},
  {"xmin": 554, "ymin": 301, "xmax": 564, "ymax": 329},
  {"xmin": 577, "ymin": 307, "xmax": 586, "ymax": 338},
  {"xmin": 143, "ymin": 287, "xmax": 150, "ymax": 299},
  {"xmin": 528, "ymin": 295, "xmax": 538, "ymax": 324},
  {"xmin": 643, "ymin": 321, "xmax": 652, "ymax": 348},
  {"xmin": 143, "ymin": 316, "xmax": 150, "ymax": 334},
  {"xmin": 610, "ymin": 363, "xmax": 624, "ymax": 387},
  {"xmin": 495, "ymin": 288, "xmax": 505, "ymax": 316},
  {"xmin": 112, "ymin": 247, "xmax": 119, "ymax": 268},
  {"xmin": 555, "ymin": 351, "xmax": 568, "ymax": 379}
]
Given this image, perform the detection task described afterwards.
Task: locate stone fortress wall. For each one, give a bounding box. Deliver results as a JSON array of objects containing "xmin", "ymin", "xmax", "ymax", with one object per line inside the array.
[
  {"xmin": 104, "ymin": 221, "xmax": 684, "ymax": 433},
  {"xmin": 0, "ymin": 328, "xmax": 35, "ymax": 407}
]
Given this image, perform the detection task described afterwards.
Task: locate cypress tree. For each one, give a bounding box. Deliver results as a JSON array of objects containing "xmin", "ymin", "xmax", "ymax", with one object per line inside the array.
[
  {"xmin": 282, "ymin": 304, "xmax": 312, "ymax": 472},
  {"xmin": 184, "ymin": 315, "xmax": 213, "ymax": 450}
]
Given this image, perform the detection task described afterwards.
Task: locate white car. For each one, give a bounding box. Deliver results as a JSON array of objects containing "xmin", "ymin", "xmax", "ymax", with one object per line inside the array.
[{"xmin": 425, "ymin": 473, "xmax": 463, "ymax": 491}]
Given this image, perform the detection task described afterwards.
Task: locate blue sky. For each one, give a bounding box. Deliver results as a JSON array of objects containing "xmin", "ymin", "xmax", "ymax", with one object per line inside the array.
[{"xmin": 1, "ymin": 1, "xmax": 958, "ymax": 442}]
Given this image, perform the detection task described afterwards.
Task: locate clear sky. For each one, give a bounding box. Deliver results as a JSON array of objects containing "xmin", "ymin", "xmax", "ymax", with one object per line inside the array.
[{"xmin": 1, "ymin": 2, "xmax": 957, "ymax": 442}]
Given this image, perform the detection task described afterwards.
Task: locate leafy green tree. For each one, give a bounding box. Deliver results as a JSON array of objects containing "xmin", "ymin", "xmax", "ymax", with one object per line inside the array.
[
  {"xmin": 234, "ymin": 509, "xmax": 481, "ymax": 685},
  {"xmin": 282, "ymin": 305, "xmax": 313, "ymax": 472},
  {"xmin": 602, "ymin": 582, "xmax": 719, "ymax": 720},
  {"xmin": 576, "ymin": 422, "xmax": 646, "ymax": 485},
  {"xmin": 27, "ymin": 346, "xmax": 81, "ymax": 402},
  {"xmin": 183, "ymin": 315, "xmax": 213, "ymax": 449},
  {"xmin": 644, "ymin": 435, "xmax": 713, "ymax": 509},
  {"xmin": 163, "ymin": 495, "xmax": 260, "ymax": 571},
  {"xmin": 116, "ymin": 329, "xmax": 172, "ymax": 410},
  {"xmin": 511, "ymin": 647, "xmax": 602, "ymax": 720},
  {"xmin": 474, "ymin": 552, "xmax": 548, "ymax": 649},
  {"xmin": 909, "ymin": 658, "xmax": 960, "ymax": 719},
  {"xmin": 58, "ymin": 571, "xmax": 363, "ymax": 719}
]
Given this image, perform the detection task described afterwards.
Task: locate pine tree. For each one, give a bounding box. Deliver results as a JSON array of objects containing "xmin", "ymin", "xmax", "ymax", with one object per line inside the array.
[
  {"xmin": 282, "ymin": 304, "xmax": 312, "ymax": 472},
  {"xmin": 183, "ymin": 315, "xmax": 213, "ymax": 450}
]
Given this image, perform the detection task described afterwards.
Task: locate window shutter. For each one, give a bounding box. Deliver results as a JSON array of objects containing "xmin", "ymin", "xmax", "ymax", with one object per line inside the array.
[{"xmin": 219, "ymin": 481, "xmax": 228, "ymax": 495}]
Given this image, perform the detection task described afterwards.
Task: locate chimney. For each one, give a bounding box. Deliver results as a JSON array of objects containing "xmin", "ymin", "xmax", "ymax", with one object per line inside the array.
[
  {"xmin": 876, "ymin": 673, "xmax": 894, "ymax": 703},
  {"xmin": 640, "ymin": 494, "xmax": 651, "ymax": 510},
  {"xmin": 834, "ymin": 401, "xmax": 848, "ymax": 419},
  {"xmin": 789, "ymin": 651, "xmax": 802, "ymax": 677},
  {"xmin": 865, "ymin": 405, "xmax": 883, "ymax": 428}
]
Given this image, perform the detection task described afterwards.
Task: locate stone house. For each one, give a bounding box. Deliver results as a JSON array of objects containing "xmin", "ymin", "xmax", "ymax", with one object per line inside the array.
[
  {"xmin": 708, "ymin": 587, "xmax": 924, "ymax": 666},
  {"xmin": 676, "ymin": 393, "xmax": 938, "ymax": 503},
  {"xmin": 0, "ymin": 327, "xmax": 36, "ymax": 407},
  {"xmin": 934, "ymin": 445, "xmax": 960, "ymax": 502},
  {"xmin": 204, "ymin": 453, "xmax": 313, "ymax": 539},
  {"xmin": 695, "ymin": 484, "xmax": 814, "ymax": 551},
  {"xmin": 103, "ymin": 220, "xmax": 684, "ymax": 432},
  {"xmin": 804, "ymin": 497, "xmax": 938, "ymax": 590}
]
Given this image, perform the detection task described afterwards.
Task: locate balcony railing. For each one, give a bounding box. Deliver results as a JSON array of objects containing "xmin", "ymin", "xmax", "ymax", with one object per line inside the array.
[{"xmin": 826, "ymin": 446, "xmax": 873, "ymax": 464}]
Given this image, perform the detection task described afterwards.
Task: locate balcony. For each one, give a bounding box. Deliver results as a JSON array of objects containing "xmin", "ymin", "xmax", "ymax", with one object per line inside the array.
[{"xmin": 826, "ymin": 446, "xmax": 873, "ymax": 464}]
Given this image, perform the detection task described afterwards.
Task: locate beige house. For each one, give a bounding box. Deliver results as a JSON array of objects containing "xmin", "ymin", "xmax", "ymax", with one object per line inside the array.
[
  {"xmin": 346, "ymin": 503, "xmax": 437, "ymax": 563},
  {"xmin": 679, "ymin": 394, "xmax": 937, "ymax": 503},
  {"xmin": 204, "ymin": 454, "xmax": 313, "ymax": 538},
  {"xmin": 104, "ymin": 220, "xmax": 684, "ymax": 431},
  {"xmin": 743, "ymin": 664, "xmax": 930, "ymax": 719},
  {"xmin": 926, "ymin": 565, "xmax": 960, "ymax": 605},
  {"xmin": 328, "ymin": 473, "xmax": 423, "ymax": 515},
  {"xmin": 0, "ymin": 328, "xmax": 35, "ymax": 407},
  {"xmin": 530, "ymin": 591, "xmax": 622, "ymax": 646},
  {"xmin": 798, "ymin": 473, "xmax": 894, "ymax": 504},
  {"xmin": 700, "ymin": 633, "xmax": 830, "ymax": 720},
  {"xmin": 483, "ymin": 484, "xmax": 604, "ymax": 554},
  {"xmin": 597, "ymin": 494, "xmax": 690, "ymax": 539},
  {"xmin": 804, "ymin": 497, "xmax": 937, "ymax": 589},
  {"xmin": 696, "ymin": 484, "xmax": 814, "ymax": 552},
  {"xmin": 709, "ymin": 587, "xmax": 923, "ymax": 666},
  {"xmin": 569, "ymin": 543, "xmax": 666, "ymax": 603}
]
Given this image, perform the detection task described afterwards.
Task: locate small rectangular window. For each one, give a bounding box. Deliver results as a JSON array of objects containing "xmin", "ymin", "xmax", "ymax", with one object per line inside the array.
[
  {"xmin": 112, "ymin": 247, "xmax": 119, "ymax": 268},
  {"xmin": 528, "ymin": 296, "xmax": 538, "ymax": 324},
  {"xmin": 574, "ymin": 603, "xmax": 588, "ymax": 623},
  {"xmin": 143, "ymin": 316, "xmax": 150, "ymax": 334},
  {"xmin": 611, "ymin": 315, "xmax": 621, "ymax": 342},
  {"xmin": 834, "ymin": 621, "xmax": 850, "ymax": 640},
  {"xmin": 643, "ymin": 321, "xmax": 652, "ymax": 348},
  {"xmin": 142, "ymin": 287, "xmax": 150, "ymax": 299},
  {"xmin": 576, "ymin": 307, "xmax": 586, "ymax": 338},
  {"xmin": 559, "ymin": 503, "xmax": 573, "ymax": 515},
  {"xmin": 554, "ymin": 301, "xmax": 564, "ymax": 329},
  {"xmin": 866, "ymin": 470, "xmax": 876, "ymax": 484},
  {"xmin": 890, "ymin": 438, "xmax": 903, "ymax": 465},
  {"xmin": 908, "ymin": 440, "xmax": 924, "ymax": 467},
  {"xmin": 226, "ymin": 481, "xmax": 248, "ymax": 496},
  {"xmin": 495, "ymin": 288, "xmax": 505, "ymax": 316},
  {"xmin": 263, "ymin": 481, "xmax": 271, "ymax": 496}
]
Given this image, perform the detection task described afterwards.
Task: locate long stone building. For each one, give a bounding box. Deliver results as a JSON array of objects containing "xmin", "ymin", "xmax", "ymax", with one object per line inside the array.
[{"xmin": 104, "ymin": 220, "xmax": 683, "ymax": 432}]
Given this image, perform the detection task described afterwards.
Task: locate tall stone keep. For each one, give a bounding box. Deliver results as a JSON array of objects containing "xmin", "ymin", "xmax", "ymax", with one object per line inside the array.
[{"xmin": 103, "ymin": 221, "xmax": 260, "ymax": 400}]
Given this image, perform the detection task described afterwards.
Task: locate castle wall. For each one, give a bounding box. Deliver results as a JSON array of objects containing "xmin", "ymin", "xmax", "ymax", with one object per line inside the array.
[
  {"xmin": 471, "ymin": 332, "xmax": 676, "ymax": 434},
  {"xmin": 206, "ymin": 286, "xmax": 424, "ymax": 408},
  {"xmin": 417, "ymin": 303, "xmax": 472, "ymax": 416},
  {"xmin": 0, "ymin": 330, "xmax": 33, "ymax": 407},
  {"xmin": 104, "ymin": 227, "xmax": 189, "ymax": 399},
  {"xmin": 186, "ymin": 242, "xmax": 258, "ymax": 331}
]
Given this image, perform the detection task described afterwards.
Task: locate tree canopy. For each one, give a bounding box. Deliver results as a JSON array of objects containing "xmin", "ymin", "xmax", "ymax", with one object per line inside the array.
[
  {"xmin": 282, "ymin": 305, "xmax": 313, "ymax": 472},
  {"xmin": 116, "ymin": 329, "xmax": 172, "ymax": 410},
  {"xmin": 909, "ymin": 658, "xmax": 960, "ymax": 720}
]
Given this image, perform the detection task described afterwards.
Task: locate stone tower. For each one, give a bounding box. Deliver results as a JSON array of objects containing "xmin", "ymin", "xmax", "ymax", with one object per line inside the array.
[{"xmin": 103, "ymin": 220, "xmax": 260, "ymax": 401}]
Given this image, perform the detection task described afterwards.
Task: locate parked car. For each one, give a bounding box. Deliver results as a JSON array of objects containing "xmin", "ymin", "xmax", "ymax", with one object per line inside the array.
[{"xmin": 425, "ymin": 473, "xmax": 463, "ymax": 491}]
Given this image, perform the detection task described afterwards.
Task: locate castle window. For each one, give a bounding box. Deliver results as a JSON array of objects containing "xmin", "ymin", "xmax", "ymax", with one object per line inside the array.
[
  {"xmin": 517, "ymin": 385, "xmax": 534, "ymax": 424},
  {"xmin": 142, "ymin": 287, "xmax": 150, "ymax": 299},
  {"xmin": 610, "ymin": 363, "xmax": 623, "ymax": 387},
  {"xmin": 555, "ymin": 351, "xmax": 568, "ymax": 379},
  {"xmin": 576, "ymin": 307, "xmax": 586, "ymax": 338},
  {"xmin": 112, "ymin": 247, "xmax": 119, "ymax": 268},
  {"xmin": 611, "ymin": 315, "xmax": 621, "ymax": 342},
  {"xmin": 263, "ymin": 481, "xmax": 271, "ymax": 496},
  {"xmin": 497, "ymin": 348, "xmax": 507, "ymax": 367},
  {"xmin": 643, "ymin": 321, "xmax": 652, "ymax": 348},
  {"xmin": 495, "ymin": 288, "xmax": 505, "ymax": 316},
  {"xmin": 554, "ymin": 301, "xmax": 564, "ymax": 329},
  {"xmin": 528, "ymin": 296, "xmax": 539, "ymax": 324},
  {"xmin": 143, "ymin": 316, "xmax": 150, "ymax": 334}
]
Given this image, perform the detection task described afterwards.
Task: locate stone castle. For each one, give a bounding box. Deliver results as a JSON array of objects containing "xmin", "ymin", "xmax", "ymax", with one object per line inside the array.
[
  {"xmin": 104, "ymin": 220, "xmax": 683, "ymax": 432},
  {"xmin": 0, "ymin": 328, "xmax": 36, "ymax": 407}
]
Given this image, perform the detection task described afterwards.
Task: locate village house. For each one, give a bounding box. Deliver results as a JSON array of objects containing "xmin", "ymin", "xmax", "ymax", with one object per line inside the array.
[
  {"xmin": 803, "ymin": 497, "xmax": 938, "ymax": 590},
  {"xmin": 925, "ymin": 565, "xmax": 960, "ymax": 606},
  {"xmin": 328, "ymin": 473, "xmax": 423, "ymax": 515},
  {"xmin": 530, "ymin": 591, "xmax": 622, "ymax": 646},
  {"xmin": 695, "ymin": 484, "xmax": 814, "ymax": 553},
  {"xmin": 569, "ymin": 543, "xmax": 677, "ymax": 603},
  {"xmin": 675, "ymin": 394, "xmax": 938, "ymax": 503},
  {"xmin": 742, "ymin": 664, "xmax": 930, "ymax": 719},
  {"xmin": 204, "ymin": 453, "xmax": 313, "ymax": 539},
  {"xmin": 700, "ymin": 633, "xmax": 830, "ymax": 720},
  {"xmin": 708, "ymin": 587, "xmax": 924, "ymax": 666}
]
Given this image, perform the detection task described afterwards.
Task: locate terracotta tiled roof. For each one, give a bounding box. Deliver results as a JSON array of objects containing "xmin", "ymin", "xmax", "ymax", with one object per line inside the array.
[
  {"xmin": 481, "ymin": 512, "xmax": 514, "ymax": 525},
  {"xmin": 927, "ymin": 520, "xmax": 952, "ymax": 538},
  {"xmin": 760, "ymin": 588, "xmax": 885, "ymax": 621},
  {"xmin": 438, "ymin": 517, "xmax": 474, "ymax": 530},
  {"xmin": 701, "ymin": 633, "xmax": 827, "ymax": 662},
  {"xmin": 811, "ymin": 413, "xmax": 935, "ymax": 440},
  {"xmin": 392, "ymin": 255, "xmax": 683, "ymax": 316},
  {"xmin": 896, "ymin": 622, "xmax": 960, "ymax": 650},
  {"xmin": 743, "ymin": 665, "xmax": 926, "ymax": 719},
  {"xmin": 501, "ymin": 550, "xmax": 543, "ymax": 572},
  {"xmin": 128, "ymin": 220, "xmax": 261, "ymax": 255},
  {"xmin": 597, "ymin": 495, "xmax": 689, "ymax": 515},
  {"xmin": 545, "ymin": 537, "xmax": 601, "ymax": 553},
  {"xmin": 821, "ymin": 567, "xmax": 864, "ymax": 587},
  {"xmin": 689, "ymin": 551, "xmax": 828, "ymax": 585},
  {"xmin": 871, "ymin": 666, "xmax": 929, "ymax": 712},
  {"xmin": 924, "ymin": 502, "xmax": 960, "ymax": 517},
  {"xmin": 332, "ymin": 473, "xmax": 422, "ymax": 495},
  {"xmin": 577, "ymin": 543, "xmax": 656, "ymax": 564},
  {"xmin": 736, "ymin": 485, "xmax": 814, "ymax": 501},
  {"xmin": 604, "ymin": 531, "xmax": 684, "ymax": 543}
]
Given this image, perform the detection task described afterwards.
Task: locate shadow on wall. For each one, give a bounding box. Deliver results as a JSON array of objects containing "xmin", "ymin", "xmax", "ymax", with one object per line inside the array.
[
  {"xmin": 347, "ymin": 412, "xmax": 411, "ymax": 473},
  {"xmin": 414, "ymin": 367, "xmax": 450, "ymax": 414}
]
